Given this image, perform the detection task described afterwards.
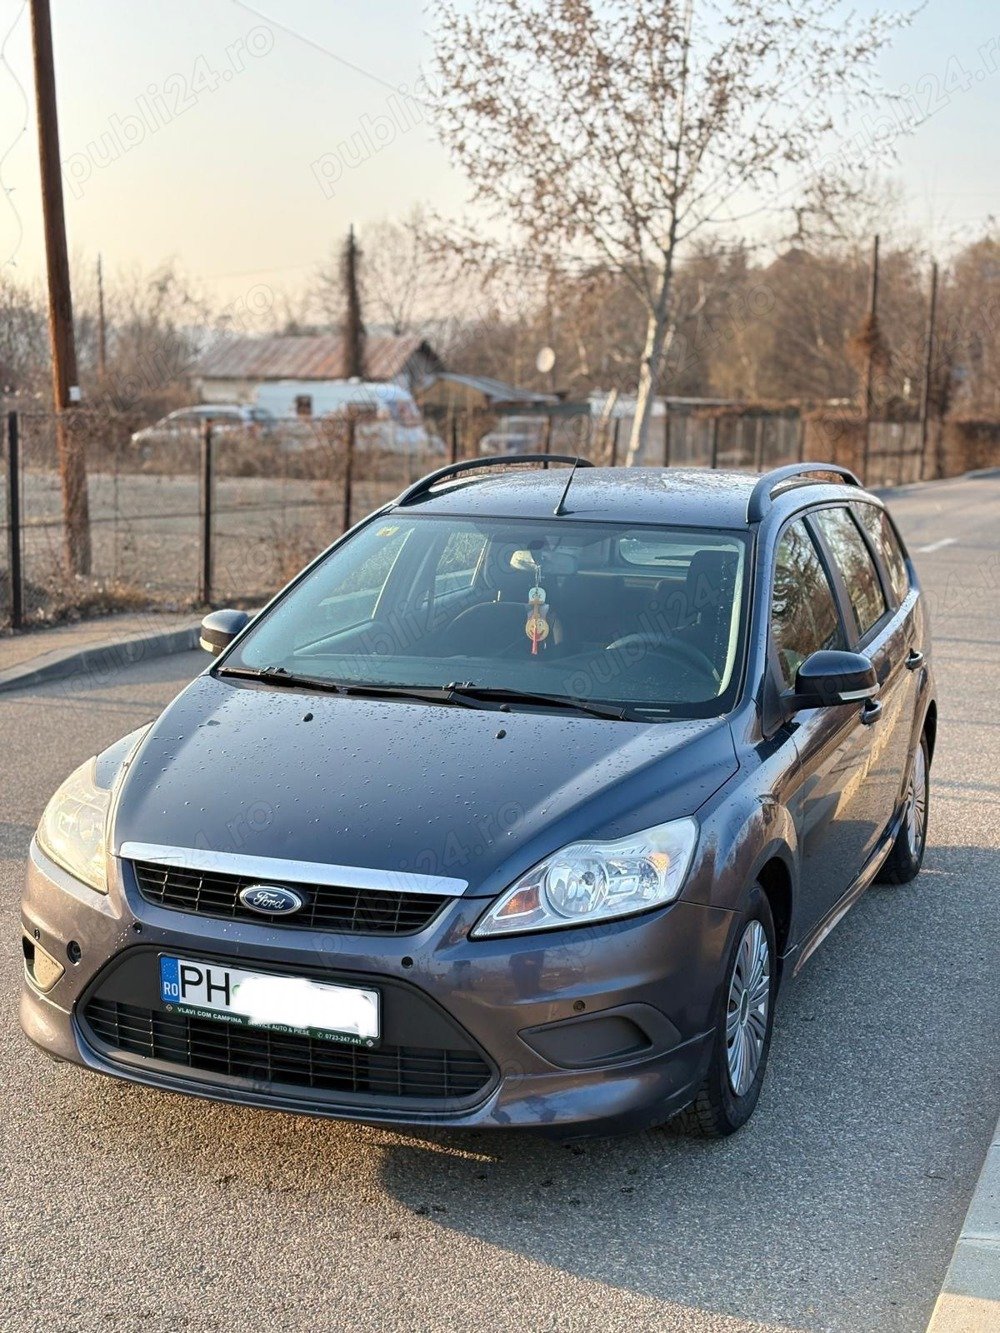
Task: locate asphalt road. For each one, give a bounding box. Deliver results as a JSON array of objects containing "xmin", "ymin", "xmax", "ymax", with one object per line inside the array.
[{"xmin": 2, "ymin": 473, "xmax": 999, "ymax": 1333}]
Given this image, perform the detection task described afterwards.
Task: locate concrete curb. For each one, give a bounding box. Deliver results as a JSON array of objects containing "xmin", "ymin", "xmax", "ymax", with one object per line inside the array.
[
  {"xmin": 927, "ymin": 1113, "xmax": 1000, "ymax": 1332},
  {"xmin": 0, "ymin": 621, "xmax": 202, "ymax": 694}
]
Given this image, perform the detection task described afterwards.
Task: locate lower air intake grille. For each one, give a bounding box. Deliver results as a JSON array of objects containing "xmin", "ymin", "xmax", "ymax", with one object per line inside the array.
[
  {"xmin": 83, "ymin": 998, "xmax": 492, "ymax": 1103},
  {"xmin": 131, "ymin": 861, "xmax": 448, "ymax": 936}
]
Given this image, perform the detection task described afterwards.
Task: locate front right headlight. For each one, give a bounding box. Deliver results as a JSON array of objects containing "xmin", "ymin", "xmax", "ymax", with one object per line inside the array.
[
  {"xmin": 471, "ymin": 817, "xmax": 699, "ymax": 938},
  {"xmin": 36, "ymin": 758, "xmax": 112, "ymax": 894}
]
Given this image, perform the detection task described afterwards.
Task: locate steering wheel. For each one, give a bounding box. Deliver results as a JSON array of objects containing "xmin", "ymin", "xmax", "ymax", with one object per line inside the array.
[{"xmin": 604, "ymin": 632, "xmax": 720, "ymax": 683}]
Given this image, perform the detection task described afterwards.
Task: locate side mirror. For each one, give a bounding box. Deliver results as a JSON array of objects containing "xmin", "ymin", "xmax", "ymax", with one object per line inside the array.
[
  {"xmin": 787, "ymin": 649, "xmax": 878, "ymax": 710},
  {"xmin": 200, "ymin": 609, "xmax": 250, "ymax": 655}
]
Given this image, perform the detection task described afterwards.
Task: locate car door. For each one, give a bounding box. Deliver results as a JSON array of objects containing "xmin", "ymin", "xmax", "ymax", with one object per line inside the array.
[
  {"xmin": 810, "ymin": 505, "xmax": 914, "ymax": 855},
  {"xmin": 851, "ymin": 498, "xmax": 923, "ymax": 808},
  {"xmin": 769, "ymin": 516, "xmax": 880, "ymax": 932}
]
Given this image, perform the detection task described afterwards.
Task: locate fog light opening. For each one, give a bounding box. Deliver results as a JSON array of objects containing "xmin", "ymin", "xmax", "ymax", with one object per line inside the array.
[{"xmin": 23, "ymin": 933, "xmax": 65, "ymax": 992}]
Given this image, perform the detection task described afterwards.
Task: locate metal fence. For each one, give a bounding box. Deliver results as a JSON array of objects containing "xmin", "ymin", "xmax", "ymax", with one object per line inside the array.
[
  {"xmin": 866, "ymin": 421, "xmax": 924, "ymax": 487},
  {"xmin": 0, "ymin": 404, "xmax": 927, "ymax": 630},
  {"xmin": 419, "ymin": 403, "xmax": 807, "ymax": 471},
  {"xmin": 1, "ymin": 409, "xmax": 444, "ymax": 629}
]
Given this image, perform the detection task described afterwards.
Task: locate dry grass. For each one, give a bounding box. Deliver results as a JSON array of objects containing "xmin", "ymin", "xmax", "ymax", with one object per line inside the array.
[{"xmin": 0, "ymin": 568, "xmax": 196, "ymax": 629}]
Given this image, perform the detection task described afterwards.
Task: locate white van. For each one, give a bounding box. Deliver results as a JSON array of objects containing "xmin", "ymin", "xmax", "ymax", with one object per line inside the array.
[{"xmin": 253, "ymin": 380, "xmax": 443, "ymax": 454}]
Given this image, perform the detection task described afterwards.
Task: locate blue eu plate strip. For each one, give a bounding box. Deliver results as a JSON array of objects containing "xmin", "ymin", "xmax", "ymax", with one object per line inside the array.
[{"xmin": 160, "ymin": 955, "xmax": 181, "ymax": 1003}]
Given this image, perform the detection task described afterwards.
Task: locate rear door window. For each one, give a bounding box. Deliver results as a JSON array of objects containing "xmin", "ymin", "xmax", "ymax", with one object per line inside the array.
[
  {"xmin": 316, "ymin": 523, "xmax": 412, "ymax": 633},
  {"xmin": 434, "ymin": 529, "xmax": 488, "ymax": 597},
  {"xmin": 852, "ymin": 502, "xmax": 910, "ymax": 605},
  {"xmin": 771, "ymin": 519, "xmax": 846, "ymax": 688},
  {"xmin": 812, "ymin": 507, "xmax": 887, "ymax": 638}
]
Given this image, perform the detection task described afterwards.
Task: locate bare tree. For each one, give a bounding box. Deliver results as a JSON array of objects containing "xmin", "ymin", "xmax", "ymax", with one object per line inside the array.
[
  {"xmin": 0, "ymin": 273, "xmax": 47, "ymax": 395},
  {"xmin": 316, "ymin": 210, "xmax": 475, "ymax": 340},
  {"xmin": 428, "ymin": 0, "xmax": 909, "ymax": 462},
  {"xmin": 361, "ymin": 212, "xmax": 434, "ymax": 336},
  {"xmin": 944, "ymin": 234, "xmax": 1000, "ymax": 416}
]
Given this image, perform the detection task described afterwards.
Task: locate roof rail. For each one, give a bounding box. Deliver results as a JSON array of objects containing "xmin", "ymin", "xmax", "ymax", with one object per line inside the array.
[
  {"xmin": 395, "ymin": 453, "xmax": 594, "ymax": 507},
  {"xmin": 746, "ymin": 462, "xmax": 862, "ymax": 522}
]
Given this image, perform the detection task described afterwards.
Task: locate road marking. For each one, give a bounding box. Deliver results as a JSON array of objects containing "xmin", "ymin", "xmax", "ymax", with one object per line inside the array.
[{"xmin": 916, "ymin": 537, "xmax": 958, "ymax": 554}]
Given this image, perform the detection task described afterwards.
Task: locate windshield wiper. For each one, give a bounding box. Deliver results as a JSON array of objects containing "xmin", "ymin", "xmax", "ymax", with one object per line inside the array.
[
  {"xmin": 442, "ymin": 683, "xmax": 630, "ymax": 721},
  {"xmin": 216, "ymin": 666, "xmax": 348, "ymax": 694},
  {"xmin": 327, "ymin": 682, "xmax": 483, "ymax": 707},
  {"xmin": 216, "ymin": 669, "xmax": 629, "ymax": 719},
  {"xmin": 216, "ymin": 668, "xmax": 481, "ymax": 709}
]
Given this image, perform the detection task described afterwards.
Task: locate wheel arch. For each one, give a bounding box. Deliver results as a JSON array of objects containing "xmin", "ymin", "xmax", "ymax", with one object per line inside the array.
[
  {"xmin": 922, "ymin": 699, "xmax": 938, "ymax": 764},
  {"xmin": 755, "ymin": 855, "xmax": 794, "ymax": 962}
]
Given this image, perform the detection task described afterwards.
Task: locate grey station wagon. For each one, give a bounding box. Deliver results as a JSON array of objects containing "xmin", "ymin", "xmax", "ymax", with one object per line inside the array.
[{"xmin": 21, "ymin": 458, "xmax": 935, "ymax": 1137}]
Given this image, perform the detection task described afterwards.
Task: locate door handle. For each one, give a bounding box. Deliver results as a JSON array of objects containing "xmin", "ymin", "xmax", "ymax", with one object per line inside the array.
[
  {"xmin": 861, "ymin": 698, "xmax": 883, "ymax": 726},
  {"xmin": 905, "ymin": 648, "xmax": 925, "ymax": 671}
]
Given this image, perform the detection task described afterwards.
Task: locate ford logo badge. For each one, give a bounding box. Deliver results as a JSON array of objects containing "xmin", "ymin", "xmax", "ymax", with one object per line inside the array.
[{"xmin": 238, "ymin": 884, "xmax": 305, "ymax": 916}]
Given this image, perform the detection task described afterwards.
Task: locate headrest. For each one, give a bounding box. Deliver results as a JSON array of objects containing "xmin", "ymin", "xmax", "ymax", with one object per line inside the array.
[{"xmin": 685, "ymin": 549, "xmax": 738, "ymax": 593}]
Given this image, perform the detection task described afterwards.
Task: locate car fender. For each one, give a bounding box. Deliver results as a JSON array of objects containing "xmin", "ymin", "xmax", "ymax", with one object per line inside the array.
[{"xmin": 684, "ymin": 783, "xmax": 798, "ymax": 924}]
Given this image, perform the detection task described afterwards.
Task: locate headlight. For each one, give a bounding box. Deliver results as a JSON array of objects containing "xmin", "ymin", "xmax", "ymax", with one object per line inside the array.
[
  {"xmin": 471, "ymin": 817, "xmax": 698, "ymax": 938},
  {"xmin": 36, "ymin": 758, "xmax": 112, "ymax": 894}
]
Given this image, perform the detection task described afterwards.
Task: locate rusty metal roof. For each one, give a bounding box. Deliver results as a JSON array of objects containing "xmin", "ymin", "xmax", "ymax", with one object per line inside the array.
[{"xmin": 194, "ymin": 333, "xmax": 441, "ymax": 382}]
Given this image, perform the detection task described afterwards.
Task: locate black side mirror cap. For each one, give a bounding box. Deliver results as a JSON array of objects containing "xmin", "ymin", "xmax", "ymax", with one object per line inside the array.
[
  {"xmin": 786, "ymin": 649, "xmax": 879, "ymax": 711},
  {"xmin": 199, "ymin": 609, "xmax": 250, "ymax": 655}
]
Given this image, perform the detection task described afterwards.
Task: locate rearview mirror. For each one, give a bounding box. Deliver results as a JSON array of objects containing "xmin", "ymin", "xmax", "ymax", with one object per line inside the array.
[
  {"xmin": 200, "ymin": 609, "xmax": 250, "ymax": 655},
  {"xmin": 787, "ymin": 650, "xmax": 878, "ymax": 710}
]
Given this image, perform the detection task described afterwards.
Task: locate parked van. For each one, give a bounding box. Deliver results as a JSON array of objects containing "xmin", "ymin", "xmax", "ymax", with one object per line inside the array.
[{"xmin": 254, "ymin": 379, "xmax": 443, "ymax": 454}]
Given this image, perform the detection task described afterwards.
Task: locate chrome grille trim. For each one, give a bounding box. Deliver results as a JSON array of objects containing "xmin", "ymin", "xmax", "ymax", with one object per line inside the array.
[{"xmin": 117, "ymin": 842, "xmax": 467, "ymax": 897}]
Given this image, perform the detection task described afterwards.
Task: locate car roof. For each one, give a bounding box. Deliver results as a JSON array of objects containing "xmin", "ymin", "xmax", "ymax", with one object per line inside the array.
[{"xmin": 392, "ymin": 465, "xmax": 881, "ymax": 529}]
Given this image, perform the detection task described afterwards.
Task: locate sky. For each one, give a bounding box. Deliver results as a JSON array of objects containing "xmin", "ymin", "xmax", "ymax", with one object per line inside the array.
[{"xmin": 0, "ymin": 0, "xmax": 998, "ymax": 310}]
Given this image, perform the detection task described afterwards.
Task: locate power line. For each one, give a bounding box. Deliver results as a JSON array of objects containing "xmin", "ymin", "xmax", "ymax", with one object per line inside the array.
[{"xmin": 228, "ymin": 0, "xmax": 428, "ymax": 105}]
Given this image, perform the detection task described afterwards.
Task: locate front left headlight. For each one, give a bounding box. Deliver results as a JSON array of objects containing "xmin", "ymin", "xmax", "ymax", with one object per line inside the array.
[
  {"xmin": 471, "ymin": 817, "xmax": 699, "ymax": 938},
  {"xmin": 36, "ymin": 758, "xmax": 112, "ymax": 894}
]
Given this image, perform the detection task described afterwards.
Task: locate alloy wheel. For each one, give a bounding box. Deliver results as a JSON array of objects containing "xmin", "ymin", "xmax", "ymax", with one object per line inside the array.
[
  {"xmin": 726, "ymin": 920, "xmax": 771, "ymax": 1098},
  {"xmin": 906, "ymin": 742, "xmax": 928, "ymax": 859}
]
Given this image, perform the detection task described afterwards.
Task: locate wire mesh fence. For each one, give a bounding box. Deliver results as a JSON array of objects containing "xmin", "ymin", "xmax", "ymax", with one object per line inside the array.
[
  {"xmin": 1, "ymin": 408, "xmax": 448, "ymax": 629},
  {"xmin": 0, "ymin": 402, "xmax": 927, "ymax": 630}
]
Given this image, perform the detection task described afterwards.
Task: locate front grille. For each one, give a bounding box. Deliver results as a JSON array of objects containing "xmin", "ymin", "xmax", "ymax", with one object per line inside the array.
[
  {"xmin": 132, "ymin": 861, "xmax": 448, "ymax": 935},
  {"xmin": 83, "ymin": 998, "xmax": 493, "ymax": 1102}
]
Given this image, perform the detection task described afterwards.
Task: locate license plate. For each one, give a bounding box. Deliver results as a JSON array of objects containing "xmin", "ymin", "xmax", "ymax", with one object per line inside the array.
[{"xmin": 159, "ymin": 956, "xmax": 380, "ymax": 1047}]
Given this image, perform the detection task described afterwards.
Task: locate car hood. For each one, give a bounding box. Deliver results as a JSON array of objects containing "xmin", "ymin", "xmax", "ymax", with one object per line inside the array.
[{"xmin": 111, "ymin": 674, "xmax": 739, "ymax": 897}]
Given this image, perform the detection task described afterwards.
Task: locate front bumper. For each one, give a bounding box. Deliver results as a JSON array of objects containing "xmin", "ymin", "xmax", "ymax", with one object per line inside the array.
[{"xmin": 20, "ymin": 841, "xmax": 735, "ymax": 1136}]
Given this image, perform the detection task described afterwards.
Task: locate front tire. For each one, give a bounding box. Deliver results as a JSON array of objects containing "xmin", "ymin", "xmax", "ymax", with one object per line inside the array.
[
  {"xmin": 670, "ymin": 886, "xmax": 777, "ymax": 1138},
  {"xmin": 877, "ymin": 732, "xmax": 930, "ymax": 885}
]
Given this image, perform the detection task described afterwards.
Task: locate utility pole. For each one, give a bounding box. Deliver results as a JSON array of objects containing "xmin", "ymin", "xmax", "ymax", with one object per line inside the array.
[
  {"xmin": 30, "ymin": 0, "xmax": 90, "ymax": 574},
  {"xmin": 96, "ymin": 253, "xmax": 107, "ymax": 380},
  {"xmin": 861, "ymin": 233, "xmax": 880, "ymax": 485},
  {"xmin": 919, "ymin": 260, "xmax": 939, "ymax": 481},
  {"xmin": 342, "ymin": 224, "xmax": 366, "ymax": 379}
]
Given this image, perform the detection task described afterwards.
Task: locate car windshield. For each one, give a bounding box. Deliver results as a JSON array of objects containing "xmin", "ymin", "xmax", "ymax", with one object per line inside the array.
[{"xmin": 225, "ymin": 515, "xmax": 750, "ymax": 719}]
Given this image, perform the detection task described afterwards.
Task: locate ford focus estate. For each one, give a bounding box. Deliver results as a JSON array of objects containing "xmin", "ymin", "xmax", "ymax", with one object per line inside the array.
[{"xmin": 20, "ymin": 458, "xmax": 935, "ymax": 1137}]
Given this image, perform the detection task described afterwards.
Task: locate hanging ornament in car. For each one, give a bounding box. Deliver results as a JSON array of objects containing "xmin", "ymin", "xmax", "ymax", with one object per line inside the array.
[{"xmin": 525, "ymin": 584, "xmax": 549, "ymax": 654}]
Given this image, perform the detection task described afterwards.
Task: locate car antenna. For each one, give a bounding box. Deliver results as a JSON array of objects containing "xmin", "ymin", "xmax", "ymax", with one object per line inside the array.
[{"xmin": 553, "ymin": 459, "xmax": 582, "ymax": 516}]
